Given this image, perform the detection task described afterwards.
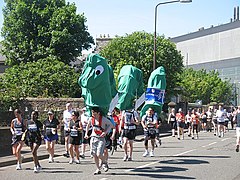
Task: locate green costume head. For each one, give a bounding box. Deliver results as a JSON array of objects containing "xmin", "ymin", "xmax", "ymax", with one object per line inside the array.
[
  {"xmin": 140, "ymin": 66, "xmax": 166, "ymax": 117},
  {"xmin": 78, "ymin": 53, "xmax": 116, "ymax": 116},
  {"xmin": 116, "ymin": 65, "xmax": 144, "ymax": 110}
]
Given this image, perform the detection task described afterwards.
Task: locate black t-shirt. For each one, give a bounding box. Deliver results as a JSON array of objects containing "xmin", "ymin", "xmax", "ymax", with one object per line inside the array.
[
  {"xmin": 27, "ymin": 120, "xmax": 43, "ymax": 135},
  {"xmin": 43, "ymin": 118, "xmax": 59, "ymax": 136}
]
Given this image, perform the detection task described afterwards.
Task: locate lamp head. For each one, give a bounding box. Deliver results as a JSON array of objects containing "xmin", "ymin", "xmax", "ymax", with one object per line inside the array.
[{"xmin": 179, "ymin": 0, "xmax": 192, "ymax": 3}]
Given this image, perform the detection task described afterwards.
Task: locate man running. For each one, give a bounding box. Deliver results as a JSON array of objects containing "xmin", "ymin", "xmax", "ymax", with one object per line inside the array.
[{"xmin": 141, "ymin": 107, "xmax": 157, "ymax": 157}]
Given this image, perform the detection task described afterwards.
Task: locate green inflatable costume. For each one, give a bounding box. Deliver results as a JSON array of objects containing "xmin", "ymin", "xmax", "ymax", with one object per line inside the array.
[
  {"xmin": 140, "ymin": 66, "xmax": 166, "ymax": 118},
  {"xmin": 116, "ymin": 65, "xmax": 144, "ymax": 110},
  {"xmin": 78, "ymin": 53, "xmax": 117, "ymax": 116}
]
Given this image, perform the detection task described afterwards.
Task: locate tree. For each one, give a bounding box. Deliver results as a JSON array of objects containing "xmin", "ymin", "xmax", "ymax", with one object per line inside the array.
[
  {"xmin": 177, "ymin": 68, "xmax": 234, "ymax": 105},
  {"xmin": 100, "ymin": 31, "xmax": 183, "ymax": 99},
  {"xmin": 0, "ymin": 57, "xmax": 81, "ymax": 99},
  {"xmin": 1, "ymin": 0, "xmax": 94, "ymax": 65}
]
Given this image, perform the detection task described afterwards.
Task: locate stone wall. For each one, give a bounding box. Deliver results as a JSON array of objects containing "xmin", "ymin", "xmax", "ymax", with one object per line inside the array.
[{"xmin": 0, "ymin": 98, "xmax": 85, "ymax": 126}]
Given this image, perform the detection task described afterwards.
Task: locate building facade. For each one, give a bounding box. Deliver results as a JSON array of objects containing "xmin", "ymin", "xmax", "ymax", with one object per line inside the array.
[{"xmin": 171, "ymin": 19, "xmax": 240, "ymax": 106}]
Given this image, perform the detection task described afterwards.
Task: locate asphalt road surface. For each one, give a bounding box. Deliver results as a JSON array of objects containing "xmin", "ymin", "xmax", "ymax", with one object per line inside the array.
[{"xmin": 0, "ymin": 129, "xmax": 239, "ymax": 180}]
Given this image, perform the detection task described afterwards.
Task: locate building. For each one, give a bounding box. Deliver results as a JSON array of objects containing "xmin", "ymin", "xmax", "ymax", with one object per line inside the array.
[{"xmin": 171, "ymin": 6, "xmax": 240, "ymax": 106}]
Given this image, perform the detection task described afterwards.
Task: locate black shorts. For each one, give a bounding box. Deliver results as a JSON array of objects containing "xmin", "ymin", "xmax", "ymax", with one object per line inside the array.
[
  {"xmin": 144, "ymin": 129, "xmax": 156, "ymax": 139},
  {"xmin": 105, "ymin": 133, "xmax": 113, "ymax": 149},
  {"xmin": 69, "ymin": 133, "xmax": 82, "ymax": 145},
  {"xmin": 122, "ymin": 129, "xmax": 136, "ymax": 140},
  {"xmin": 25, "ymin": 133, "xmax": 42, "ymax": 147},
  {"xmin": 170, "ymin": 121, "xmax": 176, "ymax": 129}
]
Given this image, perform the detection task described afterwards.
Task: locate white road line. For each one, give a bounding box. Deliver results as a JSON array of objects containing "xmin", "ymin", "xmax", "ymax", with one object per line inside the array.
[
  {"xmin": 172, "ymin": 149, "xmax": 197, "ymax": 157},
  {"xmin": 125, "ymin": 148, "xmax": 197, "ymax": 172},
  {"xmin": 221, "ymin": 138, "xmax": 230, "ymax": 141},
  {"xmin": 202, "ymin": 142, "xmax": 217, "ymax": 148}
]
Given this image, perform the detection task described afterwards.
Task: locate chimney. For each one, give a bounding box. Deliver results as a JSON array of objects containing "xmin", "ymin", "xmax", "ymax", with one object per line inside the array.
[
  {"xmin": 234, "ymin": 7, "xmax": 236, "ymax": 21},
  {"xmin": 237, "ymin": 6, "xmax": 239, "ymax": 21}
]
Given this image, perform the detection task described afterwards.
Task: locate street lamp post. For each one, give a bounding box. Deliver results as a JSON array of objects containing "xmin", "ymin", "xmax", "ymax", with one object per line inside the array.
[{"xmin": 153, "ymin": 0, "xmax": 192, "ymax": 70}]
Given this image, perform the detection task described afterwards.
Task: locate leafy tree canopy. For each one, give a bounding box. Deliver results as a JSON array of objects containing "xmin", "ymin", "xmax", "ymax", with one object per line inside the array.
[
  {"xmin": 1, "ymin": 0, "xmax": 94, "ymax": 65},
  {"xmin": 100, "ymin": 31, "xmax": 183, "ymax": 100},
  {"xmin": 177, "ymin": 68, "xmax": 234, "ymax": 105},
  {"xmin": 0, "ymin": 56, "xmax": 81, "ymax": 100}
]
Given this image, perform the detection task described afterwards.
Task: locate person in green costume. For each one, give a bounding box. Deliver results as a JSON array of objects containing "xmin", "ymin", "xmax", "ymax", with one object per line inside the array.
[
  {"xmin": 117, "ymin": 65, "xmax": 144, "ymax": 161},
  {"xmin": 116, "ymin": 65, "xmax": 144, "ymax": 111},
  {"xmin": 140, "ymin": 66, "xmax": 166, "ymax": 118},
  {"xmin": 78, "ymin": 53, "xmax": 117, "ymax": 116}
]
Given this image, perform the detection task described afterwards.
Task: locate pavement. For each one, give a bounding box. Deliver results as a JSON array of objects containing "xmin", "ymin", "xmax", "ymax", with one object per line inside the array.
[{"xmin": 0, "ymin": 131, "xmax": 173, "ymax": 168}]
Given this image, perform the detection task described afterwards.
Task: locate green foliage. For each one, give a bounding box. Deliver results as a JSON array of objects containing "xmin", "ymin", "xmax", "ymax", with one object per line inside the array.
[
  {"xmin": 0, "ymin": 57, "xmax": 81, "ymax": 100},
  {"xmin": 1, "ymin": 0, "xmax": 94, "ymax": 65},
  {"xmin": 177, "ymin": 68, "xmax": 234, "ymax": 105},
  {"xmin": 100, "ymin": 31, "xmax": 183, "ymax": 99}
]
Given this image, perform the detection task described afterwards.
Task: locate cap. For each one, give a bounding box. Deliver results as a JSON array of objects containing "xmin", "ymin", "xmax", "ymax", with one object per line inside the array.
[
  {"xmin": 47, "ymin": 110, "xmax": 54, "ymax": 115},
  {"xmin": 178, "ymin": 108, "xmax": 182, "ymax": 112}
]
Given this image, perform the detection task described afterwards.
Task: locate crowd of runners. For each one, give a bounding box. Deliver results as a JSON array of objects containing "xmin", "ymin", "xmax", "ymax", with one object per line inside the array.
[{"xmin": 9, "ymin": 103, "xmax": 240, "ymax": 175}]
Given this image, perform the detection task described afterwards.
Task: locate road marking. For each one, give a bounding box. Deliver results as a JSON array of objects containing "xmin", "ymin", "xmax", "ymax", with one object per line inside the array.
[
  {"xmin": 202, "ymin": 142, "xmax": 217, "ymax": 147},
  {"xmin": 173, "ymin": 149, "xmax": 196, "ymax": 157},
  {"xmin": 125, "ymin": 148, "xmax": 197, "ymax": 172},
  {"xmin": 221, "ymin": 138, "xmax": 230, "ymax": 141}
]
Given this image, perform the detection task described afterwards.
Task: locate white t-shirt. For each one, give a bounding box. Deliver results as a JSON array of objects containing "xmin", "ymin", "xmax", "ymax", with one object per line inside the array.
[
  {"xmin": 63, "ymin": 109, "xmax": 72, "ymax": 130},
  {"xmin": 216, "ymin": 110, "xmax": 225, "ymax": 122}
]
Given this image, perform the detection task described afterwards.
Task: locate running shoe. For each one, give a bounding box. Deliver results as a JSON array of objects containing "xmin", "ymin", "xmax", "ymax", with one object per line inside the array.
[
  {"xmin": 80, "ymin": 154, "xmax": 85, "ymax": 159},
  {"xmin": 150, "ymin": 151, "xmax": 154, "ymax": 157},
  {"xmin": 236, "ymin": 145, "xmax": 239, "ymax": 152},
  {"xmin": 142, "ymin": 151, "xmax": 149, "ymax": 157},
  {"xmin": 69, "ymin": 158, "xmax": 74, "ymax": 164},
  {"xmin": 37, "ymin": 165, "xmax": 42, "ymax": 170},
  {"xmin": 102, "ymin": 163, "xmax": 109, "ymax": 172},
  {"xmin": 127, "ymin": 157, "xmax": 132, "ymax": 161},
  {"xmin": 123, "ymin": 155, "xmax": 128, "ymax": 161},
  {"xmin": 16, "ymin": 164, "xmax": 22, "ymax": 170},
  {"xmin": 48, "ymin": 156, "xmax": 54, "ymax": 163},
  {"xmin": 94, "ymin": 169, "xmax": 101, "ymax": 175},
  {"xmin": 33, "ymin": 166, "xmax": 39, "ymax": 173},
  {"xmin": 63, "ymin": 152, "xmax": 70, "ymax": 158},
  {"xmin": 75, "ymin": 159, "xmax": 80, "ymax": 164}
]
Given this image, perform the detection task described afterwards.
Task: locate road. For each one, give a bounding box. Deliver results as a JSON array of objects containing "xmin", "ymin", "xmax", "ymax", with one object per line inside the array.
[{"xmin": 0, "ymin": 129, "xmax": 239, "ymax": 180}]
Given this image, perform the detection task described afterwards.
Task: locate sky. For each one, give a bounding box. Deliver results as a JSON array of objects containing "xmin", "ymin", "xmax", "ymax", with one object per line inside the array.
[{"xmin": 0, "ymin": 0, "xmax": 239, "ymax": 40}]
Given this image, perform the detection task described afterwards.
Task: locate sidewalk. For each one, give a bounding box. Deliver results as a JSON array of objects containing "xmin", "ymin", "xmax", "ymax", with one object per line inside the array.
[{"xmin": 0, "ymin": 131, "xmax": 172, "ymax": 168}]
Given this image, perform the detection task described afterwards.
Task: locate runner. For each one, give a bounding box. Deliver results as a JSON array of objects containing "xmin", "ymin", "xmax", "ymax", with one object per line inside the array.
[
  {"xmin": 43, "ymin": 110, "xmax": 60, "ymax": 163},
  {"xmin": 101, "ymin": 113, "xmax": 116, "ymax": 172},
  {"xmin": 10, "ymin": 109, "xmax": 26, "ymax": 170},
  {"xmin": 167, "ymin": 108, "xmax": 176, "ymax": 137},
  {"xmin": 80, "ymin": 107, "xmax": 91, "ymax": 159},
  {"xmin": 176, "ymin": 108, "xmax": 185, "ymax": 140},
  {"xmin": 234, "ymin": 106, "xmax": 240, "ymax": 152},
  {"xmin": 191, "ymin": 109, "xmax": 200, "ymax": 139},
  {"xmin": 185, "ymin": 109, "xmax": 192, "ymax": 137},
  {"xmin": 68, "ymin": 111, "xmax": 82, "ymax": 164},
  {"xmin": 206, "ymin": 107, "xmax": 213, "ymax": 132},
  {"xmin": 62, "ymin": 103, "xmax": 73, "ymax": 158},
  {"xmin": 22, "ymin": 111, "xmax": 43, "ymax": 173},
  {"xmin": 84, "ymin": 107, "xmax": 113, "ymax": 175},
  {"xmin": 119, "ymin": 108, "xmax": 140, "ymax": 161},
  {"xmin": 212, "ymin": 108, "xmax": 218, "ymax": 136},
  {"xmin": 141, "ymin": 107, "xmax": 158, "ymax": 157},
  {"xmin": 216, "ymin": 105, "xmax": 225, "ymax": 138}
]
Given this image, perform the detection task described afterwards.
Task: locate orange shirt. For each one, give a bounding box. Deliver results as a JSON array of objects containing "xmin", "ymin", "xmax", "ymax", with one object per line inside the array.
[
  {"xmin": 176, "ymin": 112, "xmax": 185, "ymax": 122},
  {"xmin": 191, "ymin": 114, "xmax": 199, "ymax": 124}
]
